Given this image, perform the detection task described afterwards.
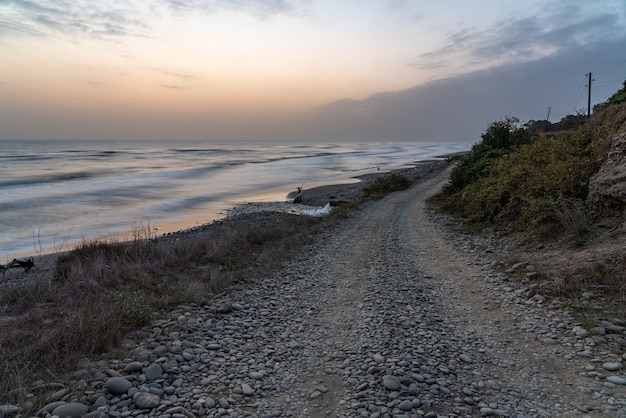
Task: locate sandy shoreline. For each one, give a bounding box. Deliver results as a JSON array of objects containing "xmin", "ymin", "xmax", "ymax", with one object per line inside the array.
[{"xmin": 1, "ymin": 160, "xmax": 451, "ymax": 276}]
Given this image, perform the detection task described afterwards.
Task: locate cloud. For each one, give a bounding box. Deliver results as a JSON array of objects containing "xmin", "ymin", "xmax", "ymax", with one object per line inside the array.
[
  {"xmin": 160, "ymin": 84, "xmax": 186, "ymax": 89},
  {"xmin": 154, "ymin": 68, "xmax": 198, "ymax": 80},
  {"xmin": 313, "ymin": 36, "xmax": 626, "ymax": 143},
  {"xmin": 410, "ymin": 4, "xmax": 626, "ymax": 77},
  {"xmin": 162, "ymin": 0, "xmax": 309, "ymax": 19},
  {"xmin": 0, "ymin": 0, "xmax": 150, "ymax": 41}
]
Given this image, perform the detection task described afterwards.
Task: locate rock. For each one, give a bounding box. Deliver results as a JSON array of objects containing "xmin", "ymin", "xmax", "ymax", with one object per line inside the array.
[
  {"xmin": 398, "ymin": 400, "xmax": 413, "ymax": 411},
  {"xmin": 591, "ymin": 327, "xmax": 606, "ymax": 335},
  {"xmin": 39, "ymin": 401, "xmax": 66, "ymax": 415},
  {"xmin": 51, "ymin": 402, "xmax": 88, "ymax": 418},
  {"xmin": 124, "ymin": 361, "xmax": 143, "ymax": 373},
  {"xmin": 0, "ymin": 405, "xmax": 20, "ymax": 418},
  {"xmin": 130, "ymin": 347, "xmax": 152, "ymax": 361},
  {"xmin": 382, "ymin": 375, "xmax": 401, "ymax": 391},
  {"xmin": 241, "ymin": 383, "xmax": 255, "ymax": 396},
  {"xmin": 480, "ymin": 407, "xmax": 496, "ymax": 416},
  {"xmin": 249, "ymin": 371, "xmax": 264, "ymax": 380},
  {"xmin": 84, "ymin": 411, "xmax": 109, "ymax": 418},
  {"xmin": 206, "ymin": 343, "xmax": 222, "ymax": 350},
  {"xmin": 511, "ymin": 262, "xmax": 526, "ymax": 270},
  {"xmin": 607, "ymin": 376, "xmax": 626, "ymax": 385},
  {"xmin": 459, "ymin": 354, "xmax": 473, "ymax": 363},
  {"xmin": 218, "ymin": 303, "xmax": 232, "ymax": 313},
  {"xmin": 45, "ymin": 388, "xmax": 70, "ymax": 403},
  {"xmin": 606, "ymin": 325, "xmax": 625, "ymax": 334},
  {"xmin": 133, "ymin": 392, "xmax": 160, "ymax": 409},
  {"xmin": 602, "ymin": 362, "xmax": 623, "ymax": 371},
  {"xmin": 145, "ymin": 363, "xmax": 163, "ymax": 380},
  {"xmin": 104, "ymin": 377, "xmax": 132, "ymax": 394},
  {"xmin": 573, "ymin": 327, "xmax": 590, "ymax": 338},
  {"xmin": 309, "ymin": 390, "xmax": 322, "ymax": 399}
]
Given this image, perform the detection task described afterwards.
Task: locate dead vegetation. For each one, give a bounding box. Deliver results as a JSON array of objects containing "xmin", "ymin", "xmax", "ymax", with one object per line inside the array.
[
  {"xmin": 0, "ymin": 211, "xmax": 332, "ymax": 407},
  {"xmin": 0, "ymin": 171, "xmax": 417, "ymax": 410}
]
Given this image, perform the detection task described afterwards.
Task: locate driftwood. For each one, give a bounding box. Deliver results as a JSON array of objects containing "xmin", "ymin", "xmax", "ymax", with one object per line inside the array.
[
  {"xmin": 293, "ymin": 183, "xmax": 305, "ymax": 204},
  {"xmin": 5, "ymin": 257, "xmax": 36, "ymax": 272}
]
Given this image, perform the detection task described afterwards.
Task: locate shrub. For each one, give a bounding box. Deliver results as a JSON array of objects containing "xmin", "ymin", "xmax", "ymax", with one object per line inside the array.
[
  {"xmin": 445, "ymin": 117, "xmax": 533, "ymax": 193},
  {"xmin": 363, "ymin": 173, "xmax": 412, "ymax": 200},
  {"xmin": 431, "ymin": 111, "xmax": 614, "ymax": 238}
]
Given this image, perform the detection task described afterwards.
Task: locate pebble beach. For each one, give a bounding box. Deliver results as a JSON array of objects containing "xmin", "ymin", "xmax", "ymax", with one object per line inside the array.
[{"xmin": 2, "ymin": 164, "xmax": 625, "ymax": 418}]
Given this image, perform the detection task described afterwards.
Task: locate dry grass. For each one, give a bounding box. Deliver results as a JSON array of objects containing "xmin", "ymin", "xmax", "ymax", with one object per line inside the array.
[{"xmin": 0, "ymin": 211, "xmax": 332, "ymax": 409}]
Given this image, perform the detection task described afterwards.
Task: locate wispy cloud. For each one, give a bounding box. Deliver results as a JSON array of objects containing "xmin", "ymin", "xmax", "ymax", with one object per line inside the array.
[
  {"xmin": 0, "ymin": 0, "xmax": 309, "ymax": 42},
  {"xmin": 0, "ymin": 0, "xmax": 150, "ymax": 41},
  {"xmin": 154, "ymin": 68, "xmax": 198, "ymax": 80},
  {"xmin": 162, "ymin": 0, "xmax": 309, "ymax": 19},
  {"xmin": 160, "ymin": 84, "xmax": 186, "ymax": 90},
  {"xmin": 410, "ymin": 4, "xmax": 626, "ymax": 76}
]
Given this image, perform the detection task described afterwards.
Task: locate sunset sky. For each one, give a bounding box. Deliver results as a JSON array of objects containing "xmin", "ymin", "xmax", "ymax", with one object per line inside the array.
[{"xmin": 1, "ymin": 0, "xmax": 625, "ymax": 142}]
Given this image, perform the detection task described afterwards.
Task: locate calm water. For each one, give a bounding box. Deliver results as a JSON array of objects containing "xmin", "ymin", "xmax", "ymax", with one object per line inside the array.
[{"xmin": 0, "ymin": 140, "xmax": 470, "ymax": 257}]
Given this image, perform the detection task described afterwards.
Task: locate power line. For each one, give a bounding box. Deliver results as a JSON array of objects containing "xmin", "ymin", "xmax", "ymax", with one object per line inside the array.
[
  {"xmin": 596, "ymin": 57, "xmax": 626, "ymax": 76},
  {"xmin": 564, "ymin": 76, "xmax": 587, "ymax": 115},
  {"xmin": 595, "ymin": 76, "xmax": 626, "ymax": 85}
]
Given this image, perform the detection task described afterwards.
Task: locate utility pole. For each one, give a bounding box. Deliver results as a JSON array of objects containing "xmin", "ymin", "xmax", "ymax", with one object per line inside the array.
[{"xmin": 587, "ymin": 72, "xmax": 592, "ymax": 119}]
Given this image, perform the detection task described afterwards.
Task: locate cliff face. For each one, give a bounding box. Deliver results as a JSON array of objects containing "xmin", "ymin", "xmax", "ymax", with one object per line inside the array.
[{"xmin": 588, "ymin": 104, "xmax": 626, "ymax": 216}]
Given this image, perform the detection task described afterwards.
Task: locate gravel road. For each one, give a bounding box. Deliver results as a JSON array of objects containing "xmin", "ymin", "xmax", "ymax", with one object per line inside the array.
[{"xmin": 34, "ymin": 166, "xmax": 626, "ymax": 418}]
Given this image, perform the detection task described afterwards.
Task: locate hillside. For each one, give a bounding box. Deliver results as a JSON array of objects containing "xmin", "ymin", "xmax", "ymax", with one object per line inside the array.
[{"xmin": 431, "ymin": 100, "xmax": 626, "ymax": 324}]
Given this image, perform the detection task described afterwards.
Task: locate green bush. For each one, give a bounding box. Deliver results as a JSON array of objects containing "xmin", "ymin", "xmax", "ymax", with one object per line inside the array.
[
  {"xmin": 446, "ymin": 117, "xmax": 533, "ymax": 192},
  {"xmin": 594, "ymin": 80, "xmax": 626, "ymax": 113},
  {"xmin": 363, "ymin": 173, "xmax": 412, "ymax": 200},
  {"xmin": 432, "ymin": 112, "xmax": 613, "ymax": 238}
]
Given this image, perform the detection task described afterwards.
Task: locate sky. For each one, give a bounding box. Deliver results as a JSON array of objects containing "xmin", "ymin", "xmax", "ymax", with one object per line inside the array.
[{"xmin": 1, "ymin": 0, "xmax": 625, "ymax": 143}]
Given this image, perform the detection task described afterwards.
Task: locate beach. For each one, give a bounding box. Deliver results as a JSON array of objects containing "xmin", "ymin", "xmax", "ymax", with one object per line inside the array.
[
  {"xmin": 4, "ymin": 161, "xmax": 624, "ymax": 417},
  {"xmin": 0, "ymin": 140, "xmax": 470, "ymax": 258}
]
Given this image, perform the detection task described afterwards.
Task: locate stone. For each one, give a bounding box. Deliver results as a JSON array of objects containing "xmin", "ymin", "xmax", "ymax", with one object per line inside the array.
[
  {"xmin": 607, "ymin": 375, "xmax": 626, "ymax": 385},
  {"xmin": 145, "ymin": 363, "xmax": 163, "ymax": 380},
  {"xmin": 124, "ymin": 361, "xmax": 143, "ymax": 373},
  {"xmin": 45, "ymin": 388, "xmax": 70, "ymax": 403},
  {"xmin": 0, "ymin": 405, "xmax": 20, "ymax": 418},
  {"xmin": 591, "ymin": 327, "xmax": 606, "ymax": 335},
  {"xmin": 84, "ymin": 411, "xmax": 109, "ymax": 418},
  {"xmin": 459, "ymin": 354, "xmax": 473, "ymax": 363},
  {"xmin": 104, "ymin": 377, "xmax": 132, "ymax": 395},
  {"xmin": 382, "ymin": 375, "xmax": 401, "ymax": 391},
  {"xmin": 40, "ymin": 401, "xmax": 66, "ymax": 415},
  {"xmin": 218, "ymin": 303, "xmax": 232, "ymax": 313},
  {"xmin": 133, "ymin": 392, "xmax": 160, "ymax": 409},
  {"xmin": 242, "ymin": 383, "xmax": 255, "ymax": 396},
  {"xmin": 398, "ymin": 400, "xmax": 413, "ymax": 411},
  {"xmin": 480, "ymin": 407, "xmax": 496, "ymax": 416},
  {"xmin": 574, "ymin": 327, "xmax": 590, "ymax": 338},
  {"xmin": 51, "ymin": 403, "xmax": 88, "ymax": 418},
  {"xmin": 602, "ymin": 362, "xmax": 623, "ymax": 371}
]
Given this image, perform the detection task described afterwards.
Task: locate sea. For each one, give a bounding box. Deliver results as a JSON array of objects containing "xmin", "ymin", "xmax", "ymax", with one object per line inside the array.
[{"xmin": 0, "ymin": 140, "xmax": 470, "ymax": 258}]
